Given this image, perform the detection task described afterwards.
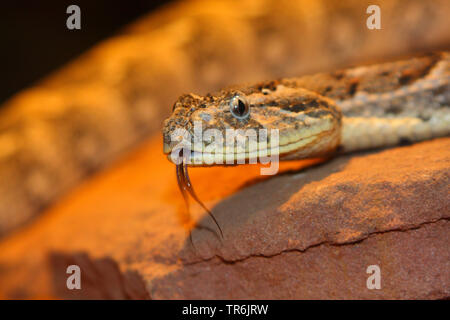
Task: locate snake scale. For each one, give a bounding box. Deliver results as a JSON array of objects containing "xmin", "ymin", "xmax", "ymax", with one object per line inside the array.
[
  {"xmin": 163, "ymin": 52, "xmax": 450, "ymax": 234},
  {"xmin": 1, "ymin": 0, "xmax": 450, "ymax": 237},
  {"xmin": 164, "ymin": 52, "xmax": 450, "ymax": 160}
]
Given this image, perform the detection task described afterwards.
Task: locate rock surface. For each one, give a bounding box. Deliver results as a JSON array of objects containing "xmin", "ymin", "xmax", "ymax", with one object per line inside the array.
[
  {"xmin": 2, "ymin": 0, "xmax": 450, "ymax": 238},
  {"xmin": 0, "ymin": 137, "xmax": 448, "ymax": 299}
]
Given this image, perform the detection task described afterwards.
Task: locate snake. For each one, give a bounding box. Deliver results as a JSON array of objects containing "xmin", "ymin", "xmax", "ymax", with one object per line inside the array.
[
  {"xmin": 1, "ymin": 0, "xmax": 450, "ymax": 237},
  {"xmin": 162, "ymin": 52, "xmax": 450, "ymax": 235}
]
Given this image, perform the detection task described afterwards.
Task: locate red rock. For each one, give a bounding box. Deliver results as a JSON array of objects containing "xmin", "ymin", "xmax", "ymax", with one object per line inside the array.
[{"xmin": 0, "ymin": 137, "xmax": 448, "ymax": 299}]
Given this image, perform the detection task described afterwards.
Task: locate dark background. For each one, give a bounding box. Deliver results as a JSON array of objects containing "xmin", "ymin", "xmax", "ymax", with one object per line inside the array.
[{"xmin": 0, "ymin": 0, "xmax": 173, "ymax": 105}]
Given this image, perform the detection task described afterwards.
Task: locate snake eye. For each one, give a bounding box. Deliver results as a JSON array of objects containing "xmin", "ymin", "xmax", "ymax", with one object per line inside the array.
[{"xmin": 230, "ymin": 95, "xmax": 250, "ymax": 119}]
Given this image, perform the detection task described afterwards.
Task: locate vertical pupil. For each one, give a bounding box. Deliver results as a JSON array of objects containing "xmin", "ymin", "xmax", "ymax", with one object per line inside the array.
[{"xmin": 237, "ymin": 99, "xmax": 246, "ymax": 115}]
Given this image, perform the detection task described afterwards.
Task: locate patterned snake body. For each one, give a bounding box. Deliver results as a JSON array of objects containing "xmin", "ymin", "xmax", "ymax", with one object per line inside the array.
[{"xmin": 163, "ymin": 52, "xmax": 450, "ymax": 163}]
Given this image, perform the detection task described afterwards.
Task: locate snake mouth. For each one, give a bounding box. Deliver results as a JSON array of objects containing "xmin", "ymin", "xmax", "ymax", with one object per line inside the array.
[
  {"xmin": 164, "ymin": 122, "xmax": 341, "ymax": 166},
  {"xmin": 163, "ymin": 133, "xmax": 321, "ymax": 166},
  {"xmin": 163, "ymin": 113, "xmax": 338, "ymax": 165}
]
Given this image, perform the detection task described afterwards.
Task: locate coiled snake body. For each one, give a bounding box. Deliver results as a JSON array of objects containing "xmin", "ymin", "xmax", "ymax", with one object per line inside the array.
[{"xmin": 163, "ymin": 52, "xmax": 450, "ymax": 233}]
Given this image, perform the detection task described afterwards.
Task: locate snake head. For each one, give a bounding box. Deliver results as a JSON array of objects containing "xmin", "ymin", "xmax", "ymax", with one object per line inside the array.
[{"xmin": 162, "ymin": 82, "xmax": 342, "ymax": 165}]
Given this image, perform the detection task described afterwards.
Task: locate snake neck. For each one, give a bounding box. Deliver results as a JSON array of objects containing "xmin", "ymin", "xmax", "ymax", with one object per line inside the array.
[{"xmin": 282, "ymin": 52, "xmax": 450, "ymax": 154}]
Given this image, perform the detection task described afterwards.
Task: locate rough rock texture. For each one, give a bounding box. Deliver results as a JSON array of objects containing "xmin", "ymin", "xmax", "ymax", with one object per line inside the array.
[
  {"xmin": 0, "ymin": 137, "xmax": 448, "ymax": 299},
  {"xmin": 2, "ymin": 0, "xmax": 450, "ymax": 238}
]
